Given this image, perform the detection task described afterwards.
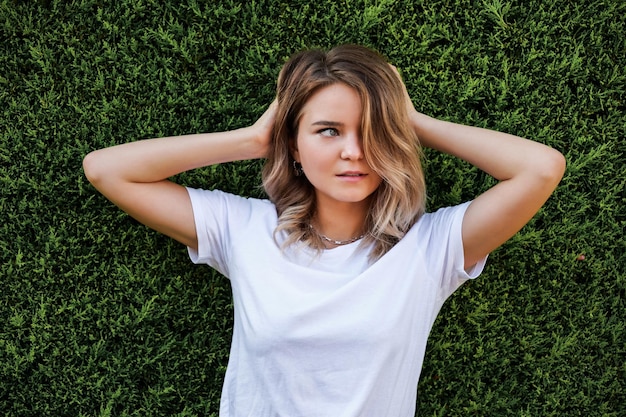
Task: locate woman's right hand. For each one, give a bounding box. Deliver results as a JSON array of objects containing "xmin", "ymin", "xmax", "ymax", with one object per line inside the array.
[{"xmin": 250, "ymin": 98, "xmax": 278, "ymax": 159}]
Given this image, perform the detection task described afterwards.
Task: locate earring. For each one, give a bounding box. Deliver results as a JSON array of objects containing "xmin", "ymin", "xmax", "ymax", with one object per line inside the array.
[{"xmin": 293, "ymin": 160, "xmax": 303, "ymax": 176}]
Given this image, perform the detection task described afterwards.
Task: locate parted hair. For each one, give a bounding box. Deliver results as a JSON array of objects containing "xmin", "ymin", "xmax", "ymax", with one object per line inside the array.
[{"xmin": 262, "ymin": 44, "xmax": 426, "ymax": 261}]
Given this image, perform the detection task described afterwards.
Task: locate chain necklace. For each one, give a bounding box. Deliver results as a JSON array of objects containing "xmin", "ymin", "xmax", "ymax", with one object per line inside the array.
[{"xmin": 310, "ymin": 225, "xmax": 364, "ymax": 246}]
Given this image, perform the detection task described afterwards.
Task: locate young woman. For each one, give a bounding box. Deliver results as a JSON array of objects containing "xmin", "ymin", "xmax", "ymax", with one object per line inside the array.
[{"xmin": 83, "ymin": 44, "xmax": 565, "ymax": 416}]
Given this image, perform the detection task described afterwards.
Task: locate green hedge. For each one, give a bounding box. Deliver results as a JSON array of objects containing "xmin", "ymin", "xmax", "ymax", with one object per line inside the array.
[{"xmin": 1, "ymin": 0, "xmax": 624, "ymax": 415}]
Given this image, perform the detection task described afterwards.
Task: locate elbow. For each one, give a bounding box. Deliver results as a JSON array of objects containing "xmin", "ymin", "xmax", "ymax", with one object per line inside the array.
[
  {"xmin": 547, "ymin": 148, "xmax": 566, "ymax": 183},
  {"xmin": 536, "ymin": 148, "xmax": 566, "ymax": 190},
  {"xmin": 82, "ymin": 149, "xmax": 106, "ymax": 187}
]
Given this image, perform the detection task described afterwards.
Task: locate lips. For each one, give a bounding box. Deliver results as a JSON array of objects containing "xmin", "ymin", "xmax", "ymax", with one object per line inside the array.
[{"xmin": 337, "ymin": 171, "xmax": 366, "ymax": 177}]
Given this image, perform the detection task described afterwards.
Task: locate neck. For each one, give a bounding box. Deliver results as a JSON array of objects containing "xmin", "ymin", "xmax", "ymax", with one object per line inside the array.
[{"xmin": 313, "ymin": 200, "xmax": 370, "ymax": 244}]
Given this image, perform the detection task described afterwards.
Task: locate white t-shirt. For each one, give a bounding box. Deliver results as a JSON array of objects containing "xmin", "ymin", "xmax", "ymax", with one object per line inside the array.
[{"xmin": 186, "ymin": 187, "xmax": 486, "ymax": 417}]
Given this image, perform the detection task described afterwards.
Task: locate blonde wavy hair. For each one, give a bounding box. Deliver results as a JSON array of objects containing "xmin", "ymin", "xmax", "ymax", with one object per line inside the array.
[{"xmin": 262, "ymin": 44, "xmax": 426, "ymax": 261}]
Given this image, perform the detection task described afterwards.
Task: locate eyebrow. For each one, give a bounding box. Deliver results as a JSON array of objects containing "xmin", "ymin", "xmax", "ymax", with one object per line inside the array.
[{"xmin": 311, "ymin": 120, "xmax": 345, "ymax": 127}]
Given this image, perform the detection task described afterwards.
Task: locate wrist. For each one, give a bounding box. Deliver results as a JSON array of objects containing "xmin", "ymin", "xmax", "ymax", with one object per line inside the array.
[
  {"xmin": 238, "ymin": 125, "xmax": 269, "ymax": 160},
  {"xmin": 408, "ymin": 111, "xmax": 436, "ymax": 148}
]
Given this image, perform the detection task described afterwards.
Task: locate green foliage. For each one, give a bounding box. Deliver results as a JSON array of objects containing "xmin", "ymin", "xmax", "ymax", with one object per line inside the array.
[{"xmin": 1, "ymin": 0, "xmax": 624, "ymax": 415}]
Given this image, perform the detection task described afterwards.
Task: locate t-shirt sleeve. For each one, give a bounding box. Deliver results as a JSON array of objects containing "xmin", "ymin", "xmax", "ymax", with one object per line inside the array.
[
  {"xmin": 185, "ymin": 187, "xmax": 252, "ymax": 277},
  {"xmin": 421, "ymin": 201, "xmax": 488, "ymax": 299}
]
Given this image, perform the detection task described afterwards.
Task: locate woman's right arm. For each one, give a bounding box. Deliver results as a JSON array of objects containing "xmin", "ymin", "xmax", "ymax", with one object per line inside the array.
[{"xmin": 82, "ymin": 100, "xmax": 277, "ymax": 252}]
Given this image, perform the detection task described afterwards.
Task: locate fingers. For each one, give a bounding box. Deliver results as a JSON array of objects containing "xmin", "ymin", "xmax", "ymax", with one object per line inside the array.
[
  {"xmin": 259, "ymin": 98, "xmax": 278, "ymax": 128},
  {"xmin": 388, "ymin": 63, "xmax": 416, "ymax": 114},
  {"xmin": 250, "ymin": 98, "xmax": 278, "ymax": 158}
]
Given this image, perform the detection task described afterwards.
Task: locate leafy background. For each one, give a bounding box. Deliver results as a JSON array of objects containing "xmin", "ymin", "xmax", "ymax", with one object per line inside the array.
[{"xmin": 1, "ymin": 0, "xmax": 624, "ymax": 415}]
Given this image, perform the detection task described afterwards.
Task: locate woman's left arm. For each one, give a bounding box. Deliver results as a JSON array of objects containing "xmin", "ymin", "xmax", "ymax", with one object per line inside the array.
[{"xmin": 410, "ymin": 111, "xmax": 566, "ymax": 270}]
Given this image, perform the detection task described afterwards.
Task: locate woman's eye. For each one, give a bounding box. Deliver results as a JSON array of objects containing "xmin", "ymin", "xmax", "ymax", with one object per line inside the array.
[{"xmin": 318, "ymin": 128, "xmax": 339, "ymax": 137}]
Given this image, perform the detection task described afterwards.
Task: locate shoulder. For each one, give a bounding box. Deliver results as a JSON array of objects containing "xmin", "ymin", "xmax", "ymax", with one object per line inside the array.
[
  {"xmin": 414, "ymin": 202, "xmax": 471, "ymax": 237},
  {"xmin": 379, "ymin": 201, "xmax": 485, "ymax": 289},
  {"xmin": 185, "ymin": 188, "xmax": 278, "ymax": 270},
  {"xmin": 399, "ymin": 202, "xmax": 474, "ymax": 266}
]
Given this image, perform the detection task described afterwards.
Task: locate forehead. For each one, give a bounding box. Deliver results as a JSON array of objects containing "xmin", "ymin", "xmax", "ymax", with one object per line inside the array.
[{"xmin": 299, "ymin": 83, "xmax": 362, "ymax": 124}]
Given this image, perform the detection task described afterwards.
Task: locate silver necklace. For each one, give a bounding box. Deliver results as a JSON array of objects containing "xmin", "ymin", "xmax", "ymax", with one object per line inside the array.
[{"xmin": 310, "ymin": 225, "xmax": 364, "ymax": 246}]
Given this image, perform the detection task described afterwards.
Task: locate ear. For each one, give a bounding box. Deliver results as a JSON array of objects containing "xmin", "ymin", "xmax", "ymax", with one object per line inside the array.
[{"xmin": 289, "ymin": 137, "xmax": 300, "ymax": 162}]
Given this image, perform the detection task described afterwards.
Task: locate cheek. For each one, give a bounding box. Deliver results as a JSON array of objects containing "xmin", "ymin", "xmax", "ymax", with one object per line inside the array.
[
  {"xmin": 295, "ymin": 136, "xmax": 319, "ymax": 164},
  {"xmin": 300, "ymin": 146, "xmax": 334, "ymax": 170}
]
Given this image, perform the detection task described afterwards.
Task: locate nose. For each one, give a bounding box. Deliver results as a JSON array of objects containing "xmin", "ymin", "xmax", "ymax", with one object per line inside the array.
[{"xmin": 340, "ymin": 133, "xmax": 364, "ymax": 160}]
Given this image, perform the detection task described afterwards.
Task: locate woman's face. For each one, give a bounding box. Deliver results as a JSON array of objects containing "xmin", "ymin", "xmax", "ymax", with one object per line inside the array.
[{"xmin": 292, "ymin": 83, "xmax": 383, "ymax": 211}]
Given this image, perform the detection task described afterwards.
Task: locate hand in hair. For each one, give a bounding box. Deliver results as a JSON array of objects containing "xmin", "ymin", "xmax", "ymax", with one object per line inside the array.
[
  {"xmin": 388, "ymin": 64, "xmax": 418, "ymax": 121},
  {"xmin": 250, "ymin": 98, "xmax": 278, "ymax": 159}
]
